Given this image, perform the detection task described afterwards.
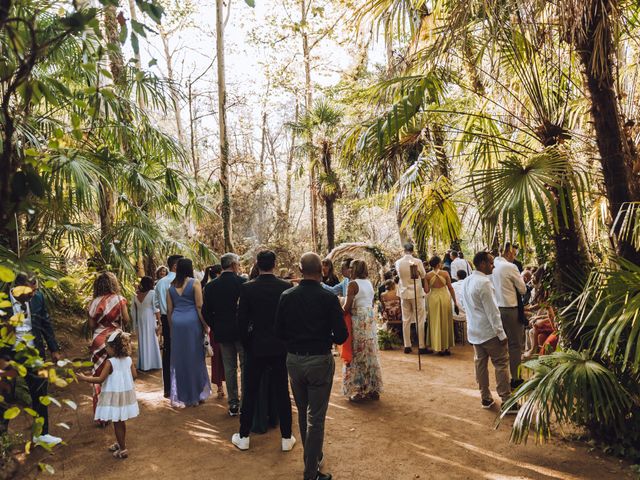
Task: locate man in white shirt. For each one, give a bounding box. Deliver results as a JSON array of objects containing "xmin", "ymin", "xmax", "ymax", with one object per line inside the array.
[
  {"xmin": 154, "ymin": 254, "xmax": 183, "ymax": 397},
  {"xmin": 491, "ymin": 243, "xmax": 527, "ymax": 388},
  {"xmin": 395, "ymin": 243, "xmax": 429, "ymax": 354},
  {"xmin": 462, "ymin": 252, "xmax": 513, "ymax": 411},
  {"xmin": 450, "ymin": 251, "xmax": 471, "ymax": 280}
]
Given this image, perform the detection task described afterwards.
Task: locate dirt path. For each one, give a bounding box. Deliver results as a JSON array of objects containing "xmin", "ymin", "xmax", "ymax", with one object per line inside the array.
[{"xmin": 22, "ymin": 346, "xmax": 632, "ymax": 479}]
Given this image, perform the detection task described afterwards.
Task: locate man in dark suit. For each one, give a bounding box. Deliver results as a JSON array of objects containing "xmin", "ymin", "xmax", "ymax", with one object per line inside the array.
[
  {"xmin": 231, "ymin": 250, "xmax": 295, "ymax": 452},
  {"xmin": 202, "ymin": 252, "xmax": 246, "ymax": 416}
]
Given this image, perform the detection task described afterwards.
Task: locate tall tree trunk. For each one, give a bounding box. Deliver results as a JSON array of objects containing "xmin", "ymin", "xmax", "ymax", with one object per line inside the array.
[
  {"xmin": 283, "ymin": 100, "xmax": 298, "ymax": 240},
  {"xmin": 549, "ymin": 182, "xmax": 589, "ymax": 303},
  {"xmin": 574, "ymin": 0, "xmax": 640, "ymax": 263},
  {"xmin": 429, "ymin": 123, "xmax": 449, "ymax": 179},
  {"xmin": 127, "ymin": 0, "xmax": 145, "ymax": 109},
  {"xmin": 159, "ymin": 25, "xmax": 185, "ymax": 146},
  {"xmin": 326, "ymin": 199, "xmax": 335, "ymax": 252},
  {"xmin": 321, "ymin": 142, "xmax": 337, "ymax": 252},
  {"xmin": 301, "ymin": 0, "xmax": 319, "ymax": 251},
  {"xmin": 100, "ymin": 4, "xmax": 124, "ymax": 267},
  {"xmin": 215, "ymin": 0, "xmax": 234, "ymax": 252}
]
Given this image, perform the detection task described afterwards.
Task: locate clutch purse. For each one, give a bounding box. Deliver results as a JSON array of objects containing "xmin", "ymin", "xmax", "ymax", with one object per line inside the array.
[{"xmin": 204, "ymin": 334, "xmax": 213, "ymax": 357}]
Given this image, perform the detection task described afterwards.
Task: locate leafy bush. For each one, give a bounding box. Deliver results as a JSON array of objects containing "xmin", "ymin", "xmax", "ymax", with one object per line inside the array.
[
  {"xmin": 0, "ymin": 266, "xmax": 90, "ymax": 475},
  {"xmin": 502, "ymin": 258, "xmax": 640, "ymax": 462},
  {"xmin": 378, "ymin": 327, "xmax": 401, "ymax": 350}
]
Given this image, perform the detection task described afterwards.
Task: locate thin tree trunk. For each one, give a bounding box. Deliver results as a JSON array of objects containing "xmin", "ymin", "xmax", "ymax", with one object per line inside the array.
[
  {"xmin": 127, "ymin": 0, "xmax": 145, "ymax": 109},
  {"xmin": 100, "ymin": 4, "xmax": 124, "ymax": 266},
  {"xmin": 187, "ymin": 80, "xmax": 201, "ymax": 182},
  {"xmin": 326, "ymin": 199, "xmax": 335, "ymax": 252},
  {"xmin": 283, "ymin": 100, "xmax": 298, "ymax": 239},
  {"xmin": 259, "ymin": 111, "xmax": 267, "ymax": 174},
  {"xmin": 216, "ymin": 0, "xmax": 234, "ymax": 252},
  {"xmin": 160, "ymin": 25, "xmax": 185, "ymax": 145},
  {"xmin": 575, "ymin": 0, "xmax": 640, "ymax": 263},
  {"xmin": 301, "ymin": 0, "xmax": 318, "ymax": 251},
  {"xmin": 320, "ymin": 141, "xmax": 337, "ymax": 252}
]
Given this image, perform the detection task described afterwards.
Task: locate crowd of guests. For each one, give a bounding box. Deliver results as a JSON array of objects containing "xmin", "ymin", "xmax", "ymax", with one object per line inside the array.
[{"xmin": 2, "ymin": 241, "xmax": 557, "ymax": 479}]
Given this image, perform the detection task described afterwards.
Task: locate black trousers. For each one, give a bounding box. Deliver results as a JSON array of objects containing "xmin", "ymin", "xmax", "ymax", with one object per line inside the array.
[
  {"xmin": 0, "ymin": 369, "xmax": 49, "ymax": 435},
  {"xmin": 239, "ymin": 353, "xmax": 292, "ymax": 438},
  {"xmin": 160, "ymin": 314, "xmax": 171, "ymax": 396}
]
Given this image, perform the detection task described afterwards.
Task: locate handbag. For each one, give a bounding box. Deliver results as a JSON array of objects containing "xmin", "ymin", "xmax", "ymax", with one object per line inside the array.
[{"xmin": 203, "ymin": 333, "xmax": 213, "ymax": 357}]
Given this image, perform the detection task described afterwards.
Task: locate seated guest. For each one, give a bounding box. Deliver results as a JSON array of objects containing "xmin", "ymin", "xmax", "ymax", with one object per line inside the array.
[
  {"xmin": 451, "ymin": 270, "xmax": 468, "ymax": 314},
  {"xmin": 380, "ymin": 279, "xmax": 402, "ymax": 325},
  {"xmin": 524, "ymin": 304, "xmax": 556, "ymax": 358},
  {"xmin": 378, "ymin": 270, "xmax": 394, "ymax": 299}
]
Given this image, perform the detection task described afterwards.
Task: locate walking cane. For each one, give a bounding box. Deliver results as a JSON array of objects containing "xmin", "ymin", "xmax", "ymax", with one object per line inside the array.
[{"xmin": 410, "ymin": 263, "xmax": 421, "ymax": 371}]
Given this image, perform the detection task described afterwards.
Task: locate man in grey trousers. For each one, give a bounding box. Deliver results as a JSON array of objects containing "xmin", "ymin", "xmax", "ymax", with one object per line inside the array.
[
  {"xmin": 492, "ymin": 243, "xmax": 527, "ymax": 388},
  {"xmin": 275, "ymin": 252, "xmax": 348, "ymax": 480}
]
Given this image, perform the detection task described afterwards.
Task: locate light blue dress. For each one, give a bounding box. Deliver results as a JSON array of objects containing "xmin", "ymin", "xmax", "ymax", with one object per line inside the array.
[{"xmin": 169, "ymin": 279, "xmax": 211, "ymax": 406}]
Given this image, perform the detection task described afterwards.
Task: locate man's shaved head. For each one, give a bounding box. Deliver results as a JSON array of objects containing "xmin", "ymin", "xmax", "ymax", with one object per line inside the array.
[{"xmin": 300, "ymin": 252, "xmax": 322, "ymax": 277}]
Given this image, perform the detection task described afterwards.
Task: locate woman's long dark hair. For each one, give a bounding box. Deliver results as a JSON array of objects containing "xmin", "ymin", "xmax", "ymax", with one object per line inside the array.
[
  {"xmin": 172, "ymin": 258, "xmax": 194, "ymax": 288},
  {"xmin": 322, "ymin": 259, "xmax": 340, "ymax": 286},
  {"xmin": 201, "ymin": 264, "xmax": 222, "ymax": 288},
  {"xmin": 139, "ymin": 276, "xmax": 154, "ymax": 293}
]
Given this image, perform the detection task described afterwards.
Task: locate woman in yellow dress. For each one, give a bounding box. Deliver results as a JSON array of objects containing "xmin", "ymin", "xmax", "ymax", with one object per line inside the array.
[{"xmin": 425, "ymin": 256, "xmax": 459, "ymax": 355}]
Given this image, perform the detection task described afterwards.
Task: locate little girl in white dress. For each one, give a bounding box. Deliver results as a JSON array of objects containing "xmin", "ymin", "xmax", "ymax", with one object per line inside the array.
[{"xmin": 79, "ymin": 330, "xmax": 139, "ymax": 459}]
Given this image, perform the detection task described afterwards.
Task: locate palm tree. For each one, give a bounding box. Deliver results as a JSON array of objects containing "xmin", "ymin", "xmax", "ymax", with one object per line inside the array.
[{"xmin": 290, "ymin": 99, "xmax": 343, "ymax": 252}]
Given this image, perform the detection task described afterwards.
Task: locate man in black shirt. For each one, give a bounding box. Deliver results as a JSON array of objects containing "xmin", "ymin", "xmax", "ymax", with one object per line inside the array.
[
  {"xmin": 232, "ymin": 250, "xmax": 295, "ymax": 452},
  {"xmin": 275, "ymin": 252, "xmax": 347, "ymax": 480}
]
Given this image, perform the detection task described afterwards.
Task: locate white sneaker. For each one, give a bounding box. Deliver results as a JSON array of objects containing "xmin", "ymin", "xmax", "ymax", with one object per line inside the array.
[
  {"xmin": 33, "ymin": 434, "xmax": 62, "ymax": 446},
  {"xmin": 281, "ymin": 435, "xmax": 296, "ymax": 452},
  {"xmin": 231, "ymin": 433, "xmax": 250, "ymax": 451}
]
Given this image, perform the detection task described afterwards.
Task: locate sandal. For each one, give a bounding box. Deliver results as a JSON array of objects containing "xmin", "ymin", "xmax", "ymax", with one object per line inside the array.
[
  {"xmin": 113, "ymin": 449, "xmax": 128, "ymax": 459},
  {"xmin": 108, "ymin": 443, "xmax": 120, "ymax": 452}
]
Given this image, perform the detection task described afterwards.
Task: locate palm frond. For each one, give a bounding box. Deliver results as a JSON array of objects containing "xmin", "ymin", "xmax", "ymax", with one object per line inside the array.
[{"xmin": 501, "ymin": 350, "xmax": 633, "ymax": 444}]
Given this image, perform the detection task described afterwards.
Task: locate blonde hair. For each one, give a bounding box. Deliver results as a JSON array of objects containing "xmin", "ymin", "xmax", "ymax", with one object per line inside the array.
[
  {"xmin": 93, "ymin": 272, "xmax": 120, "ymax": 298},
  {"xmin": 350, "ymin": 259, "xmax": 368, "ymax": 279}
]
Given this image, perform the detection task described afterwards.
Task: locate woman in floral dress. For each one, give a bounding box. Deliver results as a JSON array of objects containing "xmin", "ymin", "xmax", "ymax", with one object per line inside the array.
[{"xmin": 342, "ymin": 260, "xmax": 383, "ymax": 401}]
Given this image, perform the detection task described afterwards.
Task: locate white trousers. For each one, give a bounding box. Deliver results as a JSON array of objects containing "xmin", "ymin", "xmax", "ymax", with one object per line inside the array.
[{"xmin": 401, "ymin": 297, "xmax": 427, "ymax": 348}]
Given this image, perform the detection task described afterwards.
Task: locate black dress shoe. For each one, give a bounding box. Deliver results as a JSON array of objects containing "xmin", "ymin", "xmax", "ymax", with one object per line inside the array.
[
  {"xmin": 315, "ymin": 473, "xmax": 332, "ymax": 480},
  {"xmin": 404, "ymin": 347, "xmax": 412, "ymax": 354},
  {"xmin": 418, "ymin": 348, "xmax": 433, "ymax": 354}
]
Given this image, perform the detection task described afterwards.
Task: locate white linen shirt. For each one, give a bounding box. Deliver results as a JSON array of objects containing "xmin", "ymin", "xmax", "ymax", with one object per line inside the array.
[
  {"xmin": 450, "ymin": 258, "xmax": 471, "ymax": 280},
  {"xmin": 395, "ymin": 254, "xmax": 426, "ymax": 299},
  {"xmin": 154, "ymin": 272, "xmax": 176, "ymax": 316},
  {"xmin": 491, "ymin": 257, "xmax": 526, "ymax": 308},
  {"xmin": 461, "ymin": 271, "xmax": 507, "ymax": 344}
]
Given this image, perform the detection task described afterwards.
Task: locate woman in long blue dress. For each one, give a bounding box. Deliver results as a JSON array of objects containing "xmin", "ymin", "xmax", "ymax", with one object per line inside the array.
[{"xmin": 167, "ymin": 258, "xmax": 211, "ymax": 407}]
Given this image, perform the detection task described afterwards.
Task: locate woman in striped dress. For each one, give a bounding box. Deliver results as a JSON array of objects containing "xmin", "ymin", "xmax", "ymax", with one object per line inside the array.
[{"xmin": 88, "ymin": 272, "xmax": 130, "ymax": 425}]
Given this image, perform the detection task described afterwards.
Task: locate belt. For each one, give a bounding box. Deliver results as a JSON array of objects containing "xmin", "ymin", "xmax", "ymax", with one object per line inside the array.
[
  {"xmin": 499, "ymin": 306, "xmax": 518, "ymax": 309},
  {"xmin": 288, "ymin": 350, "xmax": 331, "ymax": 356}
]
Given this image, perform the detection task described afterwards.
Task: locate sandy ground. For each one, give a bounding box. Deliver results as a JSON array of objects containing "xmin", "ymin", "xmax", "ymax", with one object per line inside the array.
[{"xmin": 19, "ymin": 346, "xmax": 633, "ymax": 480}]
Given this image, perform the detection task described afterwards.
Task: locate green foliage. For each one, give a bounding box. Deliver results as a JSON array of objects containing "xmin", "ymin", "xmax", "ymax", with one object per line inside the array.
[
  {"xmin": 377, "ymin": 327, "xmax": 402, "ymax": 350},
  {"xmin": 0, "ymin": 271, "xmax": 90, "ymax": 474},
  {"xmin": 0, "ymin": 0, "xmax": 215, "ymax": 285},
  {"xmin": 501, "ymin": 350, "xmax": 633, "ymax": 444}
]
